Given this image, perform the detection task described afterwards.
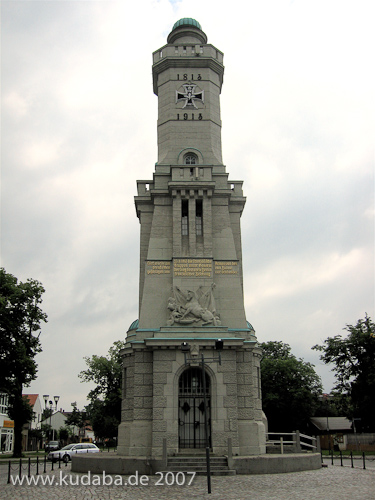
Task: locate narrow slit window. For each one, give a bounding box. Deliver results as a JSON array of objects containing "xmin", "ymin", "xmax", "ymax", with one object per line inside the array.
[
  {"xmin": 123, "ymin": 368, "xmax": 127, "ymax": 398},
  {"xmin": 196, "ymin": 199, "xmax": 203, "ymax": 236},
  {"xmin": 182, "ymin": 199, "xmax": 189, "ymax": 236}
]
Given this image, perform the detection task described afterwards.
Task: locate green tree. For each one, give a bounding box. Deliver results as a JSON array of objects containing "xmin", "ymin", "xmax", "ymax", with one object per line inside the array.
[
  {"xmin": 41, "ymin": 423, "xmax": 52, "ymax": 441},
  {"xmin": 85, "ymin": 399, "xmax": 119, "ymax": 441},
  {"xmin": 79, "ymin": 340, "xmax": 125, "ymax": 440},
  {"xmin": 58, "ymin": 427, "xmax": 70, "ymax": 444},
  {"xmin": 65, "ymin": 403, "xmax": 86, "ymax": 438},
  {"xmin": 260, "ymin": 341, "xmax": 323, "ymax": 432},
  {"xmin": 313, "ymin": 314, "xmax": 375, "ymax": 431},
  {"xmin": 0, "ymin": 268, "xmax": 47, "ymax": 457},
  {"xmin": 41, "ymin": 407, "xmax": 53, "ymax": 422}
]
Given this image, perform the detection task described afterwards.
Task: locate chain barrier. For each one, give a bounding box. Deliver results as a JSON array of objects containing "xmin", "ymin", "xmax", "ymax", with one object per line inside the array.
[
  {"xmin": 5, "ymin": 454, "xmax": 69, "ymax": 484},
  {"xmin": 323, "ymin": 450, "xmax": 374, "ymax": 470}
]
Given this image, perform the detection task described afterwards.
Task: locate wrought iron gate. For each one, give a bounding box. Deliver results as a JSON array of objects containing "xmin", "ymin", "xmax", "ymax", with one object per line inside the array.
[{"xmin": 178, "ymin": 367, "xmax": 211, "ymax": 449}]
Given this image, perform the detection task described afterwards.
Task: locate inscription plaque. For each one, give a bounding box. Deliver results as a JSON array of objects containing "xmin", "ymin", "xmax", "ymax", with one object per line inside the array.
[
  {"xmin": 214, "ymin": 261, "xmax": 239, "ymax": 275},
  {"xmin": 146, "ymin": 261, "xmax": 171, "ymax": 275},
  {"xmin": 173, "ymin": 258, "xmax": 212, "ymax": 278}
]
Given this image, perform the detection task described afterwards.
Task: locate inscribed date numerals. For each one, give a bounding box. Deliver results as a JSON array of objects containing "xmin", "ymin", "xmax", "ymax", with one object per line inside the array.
[
  {"xmin": 177, "ymin": 113, "xmax": 203, "ymax": 121},
  {"xmin": 177, "ymin": 74, "xmax": 202, "ymax": 81}
]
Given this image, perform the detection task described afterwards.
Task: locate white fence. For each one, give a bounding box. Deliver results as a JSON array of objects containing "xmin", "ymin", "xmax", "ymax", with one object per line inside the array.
[{"xmin": 266, "ymin": 431, "xmax": 319, "ymax": 453}]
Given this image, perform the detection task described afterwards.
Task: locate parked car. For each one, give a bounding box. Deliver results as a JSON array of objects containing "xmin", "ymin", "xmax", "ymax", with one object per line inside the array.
[
  {"xmin": 48, "ymin": 443, "xmax": 100, "ymax": 463},
  {"xmin": 45, "ymin": 441, "xmax": 61, "ymax": 453}
]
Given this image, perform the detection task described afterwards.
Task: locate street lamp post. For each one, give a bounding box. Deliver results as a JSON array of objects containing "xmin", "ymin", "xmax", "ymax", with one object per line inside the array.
[
  {"xmin": 181, "ymin": 340, "xmax": 223, "ymax": 495},
  {"xmin": 43, "ymin": 394, "xmax": 60, "ymax": 441}
]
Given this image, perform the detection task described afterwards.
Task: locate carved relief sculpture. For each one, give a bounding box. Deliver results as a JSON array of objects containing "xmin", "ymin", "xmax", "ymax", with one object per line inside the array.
[{"xmin": 167, "ymin": 283, "xmax": 221, "ymax": 326}]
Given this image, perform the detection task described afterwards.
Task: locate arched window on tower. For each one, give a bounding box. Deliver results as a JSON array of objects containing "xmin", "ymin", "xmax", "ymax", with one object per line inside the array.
[{"xmin": 184, "ymin": 153, "xmax": 198, "ymax": 165}]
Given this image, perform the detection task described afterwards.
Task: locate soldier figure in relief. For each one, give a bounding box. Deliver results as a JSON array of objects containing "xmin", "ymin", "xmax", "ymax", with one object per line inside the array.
[{"xmin": 166, "ymin": 283, "xmax": 221, "ymax": 326}]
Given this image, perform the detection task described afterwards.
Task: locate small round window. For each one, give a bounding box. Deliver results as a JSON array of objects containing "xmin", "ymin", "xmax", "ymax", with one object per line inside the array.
[{"xmin": 184, "ymin": 154, "xmax": 198, "ymax": 165}]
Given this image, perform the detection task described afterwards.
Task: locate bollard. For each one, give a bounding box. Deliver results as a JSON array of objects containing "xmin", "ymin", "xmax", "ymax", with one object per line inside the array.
[
  {"xmin": 331, "ymin": 449, "xmax": 334, "ymax": 465},
  {"xmin": 44, "ymin": 454, "xmax": 47, "ymax": 474},
  {"xmin": 28, "ymin": 457, "xmax": 31, "ymax": 477},
  {"xmin": 340, "ymin": 451, "xmax": 343, "ymax": 467},
  {"xmin": 36, "ymin": 456, "xmax": 39, "ymax": 475},
  {"xmin": 350, "ymin": 451, "xmax": 353, "ymax": 468},
  {"xmin": 7, "ymin": 460, "xmax": 11, "ymax": 484},
  {"xmin": 19, "ymin": 458, "xmax": 22, "ymax": 480},
  {"xmin": 363, "ymin": 452, "xmax": 366, "ymax": 470}
]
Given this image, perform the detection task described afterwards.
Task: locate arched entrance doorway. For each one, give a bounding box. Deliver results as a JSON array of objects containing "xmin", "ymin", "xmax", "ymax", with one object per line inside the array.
[{"xmin": 178, "ymin": 367, "xmax": 211, "ymax": 449}]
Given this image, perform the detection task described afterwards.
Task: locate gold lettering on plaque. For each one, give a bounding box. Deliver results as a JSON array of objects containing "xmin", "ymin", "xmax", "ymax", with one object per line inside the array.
[
  {"xmin": 173, "ymin": 258, "xmax": 212, "ymax": 278},
  {"xmin": 146, "ymin": 261, "xmax": 171, "ymax": 275},
  {"xmin": 214, "ymin": 261, "xmax": 239, "ymax": 275}
]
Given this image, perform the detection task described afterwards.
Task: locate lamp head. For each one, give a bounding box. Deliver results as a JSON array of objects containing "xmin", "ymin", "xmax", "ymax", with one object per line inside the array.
[
  {"xmin": 181, "ymin": 342, "xmax": 190, "ymax": 353},
  {"xmin": 215, "ymin": 339, "xmax": 224, "ymax": 351}
]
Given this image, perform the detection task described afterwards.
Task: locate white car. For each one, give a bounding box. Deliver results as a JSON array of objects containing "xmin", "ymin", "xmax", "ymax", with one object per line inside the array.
[{"xmin": 48, "ymin": 443, "xmax": 100, "ymax": 463}]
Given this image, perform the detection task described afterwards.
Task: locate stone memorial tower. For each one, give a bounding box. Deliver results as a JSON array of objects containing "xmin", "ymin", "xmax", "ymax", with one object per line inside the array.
[{"xmin": 117, "ymin": 18, "xmax": 266, "ymax": 465}]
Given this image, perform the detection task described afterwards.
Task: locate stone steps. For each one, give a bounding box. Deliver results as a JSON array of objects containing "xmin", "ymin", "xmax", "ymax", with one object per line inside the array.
[{"xmin": 167, "ymin": 455, "xmax": 236, "ymax": 476}]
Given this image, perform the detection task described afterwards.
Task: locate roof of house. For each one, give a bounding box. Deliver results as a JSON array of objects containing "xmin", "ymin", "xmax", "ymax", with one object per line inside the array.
[
  {"xmin": 23, "ymin": 394, "xmax": 39, "ymax": 407},
  {"xmin": 310, "ymin": 417, "xmax": 353, "ymax": 431}
]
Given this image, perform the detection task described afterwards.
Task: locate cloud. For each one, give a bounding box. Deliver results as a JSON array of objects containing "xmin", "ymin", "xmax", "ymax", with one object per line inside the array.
[{"xmin": 1, "ymin": 0, "xmax": 373, "ymax": 408}]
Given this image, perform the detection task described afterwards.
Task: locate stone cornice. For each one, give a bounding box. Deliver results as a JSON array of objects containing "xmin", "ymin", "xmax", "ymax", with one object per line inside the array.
[{"xmin": 153, "ymin": 57, "xmax": 224, "ymax": 95}]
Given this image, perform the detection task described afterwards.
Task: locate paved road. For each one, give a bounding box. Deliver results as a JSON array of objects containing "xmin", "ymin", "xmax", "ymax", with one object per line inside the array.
[{"xmin": 1, "ymin": 461, "xmax": 374, "ymax": 500}]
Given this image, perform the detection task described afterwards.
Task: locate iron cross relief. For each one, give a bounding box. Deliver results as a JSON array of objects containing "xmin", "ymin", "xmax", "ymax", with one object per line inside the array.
[{"xmin": 176, "ymin": 84, "xmax": 204, "ymax": 109}]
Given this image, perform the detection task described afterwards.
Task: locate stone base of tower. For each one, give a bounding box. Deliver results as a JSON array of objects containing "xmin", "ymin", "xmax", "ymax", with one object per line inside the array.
[
  {"xmin": 117, "ymin": 421, "xmax": 152, "ymax": 456},
  {"xmin": 116, "ymin": 327, "xmax": 267, "ymax": 461},
  {"xmin": 238, "ymin": 420, "xmax": 267, "ymax": 455},
  {"xmin": 72, "ymin": 452, "xmax": 322, "ymax": 475}
]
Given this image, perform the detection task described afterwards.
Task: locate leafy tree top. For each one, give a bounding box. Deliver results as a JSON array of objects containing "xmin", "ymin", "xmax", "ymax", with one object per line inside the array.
[
  {"xmin": 79, "ymin": 340, "xmax": 125, "ymax": 401},
  {"xmin": 0, "ymin": 268, "xmax": 47, "ymax": 390},
  {"xmin": 0, "ymin": 268, "xmax": 47, "ymax": 457},
  {"xmin": 260, "ymin": 341, "xmax": 322, "ymax": 432},
  {"xmin": 312, "ymin": 314, "xmax": 375, "ymax": 430},
  {"xmin": 312, "ymin": 314, "xmax": 375, "ymax": 391}
]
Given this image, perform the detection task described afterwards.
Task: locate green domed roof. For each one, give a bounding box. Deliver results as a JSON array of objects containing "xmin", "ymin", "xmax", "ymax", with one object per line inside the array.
[
  {"xmin": 128, "ymin": 319, "xmax": 139, "ymax": 331},
  {"xmin": 172, "ymin": 18, "xmax": 202, "ymax": 31}
]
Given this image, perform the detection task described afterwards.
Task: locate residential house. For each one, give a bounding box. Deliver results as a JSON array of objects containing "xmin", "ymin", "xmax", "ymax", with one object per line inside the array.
[
  {"xmin": 310, "ymin": 416, "xmax": 353, "ymax": 450},
  {"xmin": 0, "ymin": 393, "xmax": 14, "ymax": 454}
]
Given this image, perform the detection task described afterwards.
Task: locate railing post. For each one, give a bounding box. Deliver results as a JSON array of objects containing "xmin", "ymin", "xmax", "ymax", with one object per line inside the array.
[
  {"xmin": 227, "ymin": 437, "xmax": 234, "ymax": 468},
  {"xmin": 280, "ymin": 437, "xmax": 284, "ymax": 454},
  {"xmin": 295, "ymin": 430, "xmax": 301, "ymax": 453},
  {"xmin": 315, "ymin": 436, "xmax": 321, "ymax": 453},
  {"xmin": 162, "ymin": 438, "xmax": 167, "ymax": 468}
]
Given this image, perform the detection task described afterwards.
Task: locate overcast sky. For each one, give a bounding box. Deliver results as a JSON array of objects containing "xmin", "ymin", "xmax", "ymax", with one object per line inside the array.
[{"xmin": 1, "ymin": 0, "xmax": 374, "ymax": 413}]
